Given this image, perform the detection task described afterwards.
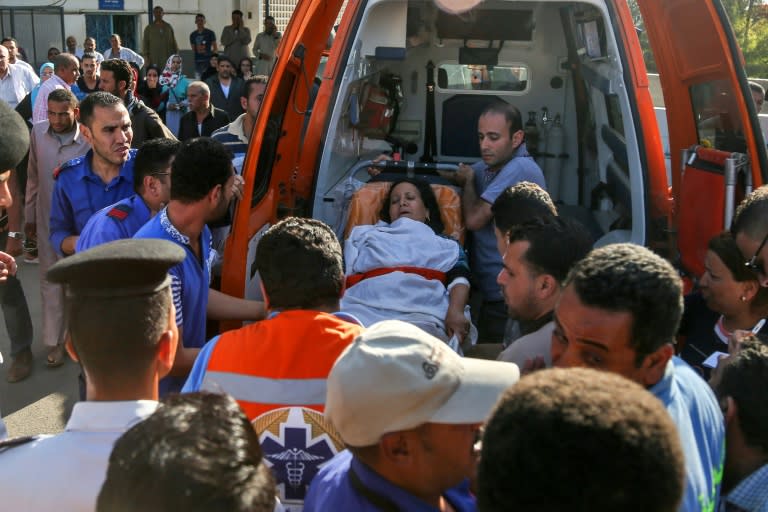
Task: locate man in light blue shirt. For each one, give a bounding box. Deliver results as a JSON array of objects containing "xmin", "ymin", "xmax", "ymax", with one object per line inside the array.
[
  {"xmin": 440, "ymin": 102, "xmax": 545, "ymax": 343},
  {"xmin": 552, "ymin": 243, "xmax": 725, "ymax": 512}
]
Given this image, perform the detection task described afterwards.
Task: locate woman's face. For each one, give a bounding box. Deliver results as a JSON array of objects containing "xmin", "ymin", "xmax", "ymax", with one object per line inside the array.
[
  {"xmin": 240, "ymin": 59, "xmax": 252, "ymax": 74},
  {"xmin": 41, "ymin": 66, "xmax": 54, "ymax": 81},
  {"xmin": 146, "ymin": 69, "xmax": 159, "ymax": 86},
  {"xmin": 699, "ymin": 250, "xmax": 750, "ymax": 315},
  {"xmin": 171, "ymin": 57, "xmax": 182, "ymax": 72},
  {"xmin": 210, "ymin": 55, "xmax": 218, "ymax": 68},
  {"xmin": 388, "ymin": 182, "xmax": 428, "ymax": 223}
]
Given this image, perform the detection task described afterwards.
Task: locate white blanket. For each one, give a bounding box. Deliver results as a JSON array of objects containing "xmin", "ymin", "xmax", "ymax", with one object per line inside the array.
[{"xmin": 341, "ymin": 217, "xmax": 460, "ymax": 341}]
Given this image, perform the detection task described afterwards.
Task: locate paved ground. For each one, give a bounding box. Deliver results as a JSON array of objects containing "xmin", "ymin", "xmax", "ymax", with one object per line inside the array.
[{"xmin": 0, "ymin": 261, "xmax": 79, "ymax": 437}]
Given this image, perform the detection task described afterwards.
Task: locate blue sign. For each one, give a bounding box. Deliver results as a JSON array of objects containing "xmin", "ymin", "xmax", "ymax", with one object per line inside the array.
[{"xmin": 98, "ymin": 0, "xmax": 124, "ymax": 9}]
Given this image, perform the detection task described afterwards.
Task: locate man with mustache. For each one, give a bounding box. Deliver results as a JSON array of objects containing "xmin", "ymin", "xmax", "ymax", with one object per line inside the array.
[
  {"xmin": 440, "ymin": 102, "xmax": 545, "ymax": 344},
  {"xmin": 49, "ymin": 92, "xmax": 136, "ymax": 258}
]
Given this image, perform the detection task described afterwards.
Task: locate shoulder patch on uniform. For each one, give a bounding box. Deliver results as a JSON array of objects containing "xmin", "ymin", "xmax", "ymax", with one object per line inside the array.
[
  {"xmin": 53, "ymin": 156, "xmax": 84, "ymax": 180},
  {"xmin": 0, "ymin": 435, "xmax": 40, "ymax": 453},
  {"xmin": 107, "ymin": 203, "xmax": 133, "ymax": 221}
]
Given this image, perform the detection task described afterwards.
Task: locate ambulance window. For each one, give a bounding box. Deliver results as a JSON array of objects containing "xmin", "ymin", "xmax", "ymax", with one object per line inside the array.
[
  {"xmin": 437, "ymin": 64, "xmax": 529, "ymax": 92},
  {"xmin": 690, "ymin": 80, "xmax": 746, "ymax": 153}
]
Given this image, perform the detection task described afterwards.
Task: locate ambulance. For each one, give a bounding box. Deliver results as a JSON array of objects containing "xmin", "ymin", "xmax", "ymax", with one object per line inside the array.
[{"xmin": 221, "ymin": 0, "xmax": 767, "ymax": 301}]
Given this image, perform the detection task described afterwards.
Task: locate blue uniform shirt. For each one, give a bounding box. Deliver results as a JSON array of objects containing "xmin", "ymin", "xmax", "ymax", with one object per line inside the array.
[
  {"xmin": 75, "ymin": 194, "xmax": 152, "ymax": 252},
  {"xmin": 304, "ymin": 450, "xmax": 476, "ymax": 512},
  {"xmin": 650, "ymin": 357, "xmax": 725, "ymax": 512},
  {"xmin": 49, "ymin": 150, "xmax": 136, "ymax": 257},
  {"xmin": 470, "ymin": 143, "xmax": 545, "ymax": 300},
  {"xmin": 134, "ymin": 207, "xmax": 214, "ymax": 396}
]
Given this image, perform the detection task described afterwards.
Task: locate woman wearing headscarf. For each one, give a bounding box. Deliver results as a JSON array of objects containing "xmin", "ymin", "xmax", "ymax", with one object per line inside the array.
[
  {"xmin": 159, "ymin": 54, "xmax": 190, "ymax": 136},
  {"xmin": 137, "ymin": 64, "xmax": 166, "ymax": 120}
]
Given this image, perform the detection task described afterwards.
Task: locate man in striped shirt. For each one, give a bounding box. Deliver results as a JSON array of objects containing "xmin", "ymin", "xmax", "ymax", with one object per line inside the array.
[{"xmin": 211, "ymin": 75, "xmax": 267, "ymax": 164}]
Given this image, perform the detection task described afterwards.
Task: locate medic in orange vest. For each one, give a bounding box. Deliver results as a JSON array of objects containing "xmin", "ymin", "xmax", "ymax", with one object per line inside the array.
[{"xmin": 182, "ymin": 217, "xmax": 362, "ymax": 512}]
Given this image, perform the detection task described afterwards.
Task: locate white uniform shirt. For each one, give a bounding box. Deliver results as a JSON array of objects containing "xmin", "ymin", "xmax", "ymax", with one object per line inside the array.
[
  {"xmin": 0, "ymin": 63, "xmax": 39, "ymax": 108},
  {"xmin": 0, "ymin": 400, "xmax": 158, "ymax": 511},
  {"xmin": 103, "ymin": 47, "xmax": 144, "ymax": 69}
]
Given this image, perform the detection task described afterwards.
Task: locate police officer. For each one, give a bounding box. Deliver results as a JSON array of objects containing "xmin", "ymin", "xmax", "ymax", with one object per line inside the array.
[
  {"xmin": 76, "ymin": 138, "xmax": 179, "ymax": 251},
  {"xmin": 0, "ymin": 100, "xmax": 31, "ymax": 431},
  {"xmin": 49, "ymin": 92, "xmax": 136, "ymax": 258},
  {"xmin": 0, "ymin": 238, "xmax": 184, "ymax": 511}
]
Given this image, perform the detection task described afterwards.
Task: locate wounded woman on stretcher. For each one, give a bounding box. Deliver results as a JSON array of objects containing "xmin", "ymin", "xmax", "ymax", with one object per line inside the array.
[{"xmin": 341, "ymin": 178, "xmax": 474, "ymax": 352}]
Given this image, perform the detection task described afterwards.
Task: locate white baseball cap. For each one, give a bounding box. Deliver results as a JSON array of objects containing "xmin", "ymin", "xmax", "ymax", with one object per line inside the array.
[{"xmin": 325, "ymin": 320, "xmax": 520, "ymax": 446}]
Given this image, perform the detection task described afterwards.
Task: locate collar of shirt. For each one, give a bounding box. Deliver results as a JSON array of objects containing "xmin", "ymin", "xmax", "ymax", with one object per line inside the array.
[
  {"xmin": 723, "ymin": 464, "xmax": 768, "ymax": 512},
  {"xmin": 519, "ymin": 310, "xmax": 554, "ymax": 337},
  {"xmin": 159, "ymin": 207, "xmax": 191, "ymax": 246},
  {"xmin": 227, "ymin": 113, "xmax": 249, "ymax": 142},
  {"xmin": 65, "ymin": 400, "xmax": 159, "ymax": 433},
  {"xmin": 648, "ymin": 358, "xmax": 678, "ymax": 399},
  {"xmin": 474, "ymin": 142, "xmax": 533, "ymax": 176},
  {"xmin": 76, "ymin": 149, "xmax": 134, "ymax": 186},
  {"xmin": 47, "ymin": 122, "xmax": 82, "ymax": 146},
  {"xmin": 46, "ymin": 74, "xmax": 69, "ymax": 90},
  {"xmin": 350, "ymin": 454, "xmax": 474, "ymax": 511}
]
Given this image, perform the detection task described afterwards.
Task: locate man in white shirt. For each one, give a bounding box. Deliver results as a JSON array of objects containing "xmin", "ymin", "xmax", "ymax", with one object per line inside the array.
[
  {"xmin": 102, "ymin": 34, "xmax": 144, "ymax": 69},
  {"xmin": 0, "ymin": 45, "xmax": 38, "ymax": 109},
  {"xmin": 1, "ymin": 38, "xmax": 37, "ymax": 76},
  {"xmin": 0, "ymin": 238, "xmax": 183, "ymax": 512}
]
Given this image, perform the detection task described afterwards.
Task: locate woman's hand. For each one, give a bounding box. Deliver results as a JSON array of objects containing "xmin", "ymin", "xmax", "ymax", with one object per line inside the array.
[{"xmin": 445, "ymin": 306, "xmax": 470, "ymax": 342}]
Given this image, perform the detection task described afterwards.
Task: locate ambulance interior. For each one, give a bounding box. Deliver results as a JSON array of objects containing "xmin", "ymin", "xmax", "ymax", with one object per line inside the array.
[{"xmin": 311, "ymin": 0, "xmax": 650, "ymax": 247}]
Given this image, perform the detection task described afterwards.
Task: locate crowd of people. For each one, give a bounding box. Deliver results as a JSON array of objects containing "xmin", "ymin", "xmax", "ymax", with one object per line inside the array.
[{"xmin": 0, "ymin": 13, "xmax": 765, "ymax": 512}]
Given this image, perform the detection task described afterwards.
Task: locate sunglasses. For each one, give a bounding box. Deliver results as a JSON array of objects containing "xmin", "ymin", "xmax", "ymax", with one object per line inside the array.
[{"xmin": 744, "ymin": 230, "xmax": 768, "ymax": 274}]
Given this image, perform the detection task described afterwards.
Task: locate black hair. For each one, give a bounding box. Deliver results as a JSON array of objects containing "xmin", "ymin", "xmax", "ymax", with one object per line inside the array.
[
  {"xmin": 79, "ymin": 91, "xmax": 123, "ymax": 128},
  {"xmin": 480, "ymin": 101, "xmax": 523, "ymax": 136},
  {"xmin": 217, "ymin": 55, "xmax": 234, "ymax": 67},
  {"xmin": 708, "ymin": 231, "xmax": 768, "ymax": 309},
  {"xmin": 478, "ymin": 367, "xmax": 685, "ymax": 512},
  {"xmin": 67, "ymin": 286, "xmax": 171, "ymax": 387},
  {"xmin": 243, "ymin": 75, "xmax": 268, "ymax": 100},
  {"xmin": 564, "ymin": 243, "xmax": 683, "ymax": 364},
  {"xmin": 732, "ymin": 185, "xmax": 768, "ymax": 243},
  {"xmin": 133, "ymin": 138, "xmax": 181, "ymax": 193},
  {"xmin": 101, "ymin": 58, "xmax": 134, "ymax": 89},
  {"xmin": 47, "ymin": 88, "xmax": 78, "ymax": 109},
  {"xmin": 714, "ymin": 337, "xmax": 768, "ymax": 454},
  {"xmin": 379, "ymin": 178, "xmax": 445, "ymax": 235},
  {"xmin": 508, "ymin": 217, "xmax": 592, "ymax": 283},
  {"xmin": 171, "ymin": 137, "xmax": 232, "ymax": 203},
  {"xmin": 256, "ymin": 217, "xmax": 344, "ymax": 310},
  {"xmin": 96, "ymin": 392, "xmax": 276, "ymax": 512},
  {"xmin": 492, "ymin": 181, "xmax": 557, "ymax": 235}
]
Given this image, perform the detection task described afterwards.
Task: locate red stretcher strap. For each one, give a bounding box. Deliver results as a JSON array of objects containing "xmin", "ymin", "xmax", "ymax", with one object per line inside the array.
[
  {"xmin": 695, "ymin": 147, "xmax": 731, "ymax": 168},
  {"xmin": 346, "ymin": 266, "xmax": 447, "ymax": 288}
]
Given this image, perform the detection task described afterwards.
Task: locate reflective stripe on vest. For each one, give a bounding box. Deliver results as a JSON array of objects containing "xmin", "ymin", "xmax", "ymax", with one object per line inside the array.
[
  {"xmin": 200, "ymin": 372, "xmax": 327, "ymax": 406},
  {"xmin": 204, "ymin": 310, "xmax": 363, "ymax": 420}
]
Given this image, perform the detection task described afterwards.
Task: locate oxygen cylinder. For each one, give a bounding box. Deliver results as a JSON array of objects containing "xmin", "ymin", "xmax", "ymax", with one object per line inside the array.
[
  {"xmin": 537, "ymin": 107, "xmax": 551, "ymax": 167},
  {"xmin": 524, "ymin": 111, "xmax": 539, "ymax": 156},
  {"xmin": 544, "ymin": 114, "xmax": 565, "ymax": 201}
]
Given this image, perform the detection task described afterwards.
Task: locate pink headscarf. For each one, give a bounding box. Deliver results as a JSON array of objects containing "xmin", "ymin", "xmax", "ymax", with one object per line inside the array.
[{"xmin": 159, "ymin": 54, "xmax": 182, "ymax": 89}]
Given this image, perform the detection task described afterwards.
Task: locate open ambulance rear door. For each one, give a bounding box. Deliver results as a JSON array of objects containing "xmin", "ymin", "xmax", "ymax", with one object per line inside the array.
[{"xmin": 636, "ymin": 0, "xmax": 767, "ymax": 277}]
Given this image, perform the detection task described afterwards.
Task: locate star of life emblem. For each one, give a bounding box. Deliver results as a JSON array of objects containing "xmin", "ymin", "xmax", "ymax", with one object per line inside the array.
[{"xmin": 254, "ymin": 407, "xmax": 344, "ymax": 511}]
